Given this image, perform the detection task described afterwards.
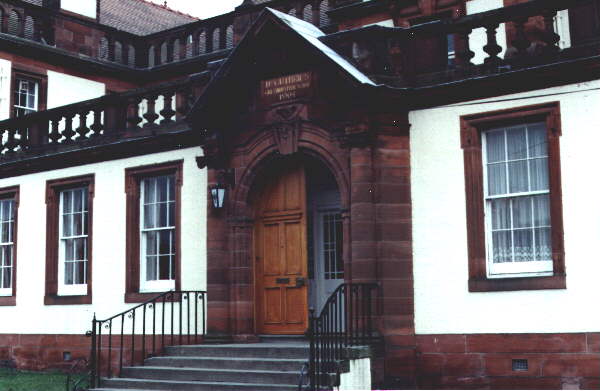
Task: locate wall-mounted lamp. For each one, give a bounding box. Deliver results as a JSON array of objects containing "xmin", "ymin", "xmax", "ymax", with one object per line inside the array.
[
  {"xmin": 210, "ymin": 169, "xmax": 235, "ymax": 210},
  {"xmin": 210, "ymin": 184, "xmax": 227, "ymax": 209}
]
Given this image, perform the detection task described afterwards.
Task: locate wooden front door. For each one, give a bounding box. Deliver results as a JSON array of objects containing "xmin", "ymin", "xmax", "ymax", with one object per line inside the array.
[{"xmin": 255, "ymin": 161, "xmax": 308, "ymax": 335}]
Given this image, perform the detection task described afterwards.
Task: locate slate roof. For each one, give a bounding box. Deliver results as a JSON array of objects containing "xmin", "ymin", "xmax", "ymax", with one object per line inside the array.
[
  {"xmin": 99, "ymin": 0, "xmax": 198, "ymax": 35},
  {"xmin": 22, "ymin": 0, "xmax": 198, "ymax": 35}
]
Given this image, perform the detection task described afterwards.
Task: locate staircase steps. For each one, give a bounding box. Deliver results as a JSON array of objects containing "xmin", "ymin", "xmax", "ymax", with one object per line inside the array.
[{"xmin": 94, "ymin": 340, "xmax": 308, "ymax": 391}]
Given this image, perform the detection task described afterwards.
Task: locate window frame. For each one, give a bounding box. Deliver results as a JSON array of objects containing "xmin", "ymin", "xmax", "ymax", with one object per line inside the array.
[
  {"xmin": 139, "ymin": 175, "xmax": 177, "ymax": 293},
  {"xmin": 10, "ymin": 67, "xmax": 47, "ymax": 119},
  {"xmin": 460, "ymin": 102, "xmax": 565, "ymax": 292},
  {"xmin": 0, "ymin": 186, "xmax": 19, "ymax": 306},
  {"xmin": 45, "ymin": 175, "xmax": 94, "ymax": 305},
  {"xmin": 125, "ymin": 161, "xmax": 183, "ymax": 303},
  {"xmin": 57, "ymin": 186, "xmax": 90, "ymax": 296}
]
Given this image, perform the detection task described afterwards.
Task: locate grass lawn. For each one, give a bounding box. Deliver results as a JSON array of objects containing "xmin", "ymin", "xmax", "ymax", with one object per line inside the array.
[{"xmin": 0, "ymin": 368, "xmax": 73, "ymax": 391}]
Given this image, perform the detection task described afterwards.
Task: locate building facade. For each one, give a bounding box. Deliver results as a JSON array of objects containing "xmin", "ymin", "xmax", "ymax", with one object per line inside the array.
[{"xmin": 0, "ymin": 0, "xmax": 599, "ymax": 389}]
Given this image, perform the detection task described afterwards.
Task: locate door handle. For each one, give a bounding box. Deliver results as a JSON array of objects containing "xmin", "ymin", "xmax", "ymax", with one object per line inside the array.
[{"xmin": 295, "ymin": 277, "xmax": 306, "ymax": 288}]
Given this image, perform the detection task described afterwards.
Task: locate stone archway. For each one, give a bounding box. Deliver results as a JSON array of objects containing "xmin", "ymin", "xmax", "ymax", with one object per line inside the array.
[{"xmin": 204, "ymin": 124, "xmax": 351, "ymax": 339}]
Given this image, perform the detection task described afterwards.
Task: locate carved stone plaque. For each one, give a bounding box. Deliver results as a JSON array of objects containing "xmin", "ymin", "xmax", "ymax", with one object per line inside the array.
[{"xmin": 260, "ymin": 72, "xmax": 312, "ymax": 106}]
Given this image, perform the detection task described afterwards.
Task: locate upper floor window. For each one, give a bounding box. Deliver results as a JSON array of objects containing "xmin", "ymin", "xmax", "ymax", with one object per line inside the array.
[
  {"xmin": 13, "ymin": 77, "xmax": 38, "ymax": 117},
  {"xmin": 460, "ymin": 102, "xmax": 565, "ymax": 292},
  {"xmin": 0, "ymin": 188, "xmax": 18, "ymax": 305},
  {"xmin": 483, "ymin": 123, "xmax": 552, "ymax": 278}
]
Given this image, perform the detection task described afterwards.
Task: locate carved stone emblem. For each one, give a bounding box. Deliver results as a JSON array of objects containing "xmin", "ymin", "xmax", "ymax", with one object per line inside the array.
[{"xmin": 272, "ymin": 121, "xmax": 300, "ymax": 155}]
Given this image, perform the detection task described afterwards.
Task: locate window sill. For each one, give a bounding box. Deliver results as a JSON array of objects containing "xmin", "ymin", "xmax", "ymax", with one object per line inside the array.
[
  {"xmin": 469, "ymin": 274, "xmax": 566, "ymax": 292},
  {"xmin": 0, "ymin": 296, "xmax": 16, "ymax": 306},
  {"xmin": 44, "ymin": 294, "xmax": 92, "ymax": 305}
]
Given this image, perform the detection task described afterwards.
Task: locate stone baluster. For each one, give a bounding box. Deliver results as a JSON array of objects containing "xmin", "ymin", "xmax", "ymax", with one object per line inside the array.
[
  {"xmin": 143, "ymin": 95, "xmax": 159, "ymax": 127},
  {"xmin": 62, "ymin": 113, "xmax": 75, "ymax": 142},
  {"xmin": 49, "ymin": 117, "xmax": 61, "ymax": 143},
  {"xmin": 4, "ymin": 127, "xmax": 17, "ymax": 153},
  {"xmin": 76, "ymin": 110, "xmax": 90, "ymax": 139},
  {"xmin": 160, "ymin": 92, "xmax": 176, "ymax": 124},
  {"xmin": 541, "ymin": 9, "xmax": 560, "ymax": 55},
  {"xmin": 126, "ymin": 98, "xmax": 142, "ymax": 131},
  {"xmin": 483, "ymin": 23, "xmax": 503, "ymax": 68},
  {"xmin": 90, "ymin": 108, "xmax": 103, "ymax": 137}
]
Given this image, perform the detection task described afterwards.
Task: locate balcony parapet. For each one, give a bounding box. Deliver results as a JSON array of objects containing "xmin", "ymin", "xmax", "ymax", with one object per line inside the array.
[
  {"xmin": 322, "ymin": 0, "xmax": 600, "ymax": 87},
  {"xmin": 0, "ymin": 72, "xmax": 210, "ymax": 164},
  {"xmin": 0, "ymin": 0, "xmax": 341, "ymax": 69}
]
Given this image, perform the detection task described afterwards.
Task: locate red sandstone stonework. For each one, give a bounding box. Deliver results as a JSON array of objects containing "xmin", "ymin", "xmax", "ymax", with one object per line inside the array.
[{"xmin": 413, "ymin": 333, "xmax": 600, "ymax": 390}]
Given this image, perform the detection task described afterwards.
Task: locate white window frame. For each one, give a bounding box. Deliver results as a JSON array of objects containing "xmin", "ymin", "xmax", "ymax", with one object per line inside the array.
[
  {"xmin": 0, "ymin": 199, "xmax": 15, "ymax": 297},
  {"xmin": 139, "ymin": 175, "xmax": 176, "ymax": 293},
  {"xmin": 13, "ymin": 77, "xmax": 38, "ymax": 117},
  {"xmin": 482, "ymin": 124, "xmax": 554, "ymax": 279},
  {"xmin": 57, "ymin": 187, "xmax": 89, "ymax": 296}
]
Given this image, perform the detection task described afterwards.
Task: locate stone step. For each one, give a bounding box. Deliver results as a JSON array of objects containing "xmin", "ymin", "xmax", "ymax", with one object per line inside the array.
[
  {"xmin": 146, "ymin": 356, "xmax": 306, "ymax": 371},
  {"xmin": 164, "ymin": 343, "xmax": 309, "ymax": 359},
  {"xmin": 99, "ymin": 378, "xmax": 297, "ymax": 391},
  {"xmin": 120, "ymin": 366, "xmax": 299, "ymax": 384}
]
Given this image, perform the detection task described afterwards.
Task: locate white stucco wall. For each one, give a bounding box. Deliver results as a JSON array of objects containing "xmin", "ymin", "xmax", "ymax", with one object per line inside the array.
[
  {"xmin": 0, "ymin": 59, "xmax": 10, "ymax": 121},
  {"xmin": 411, "ymin": 80, "xmax": 600, "ymax": 334},
  {"xmin": 47, "ymin": 71, "xmax": 105, "ymax": 109},
  {"xmin": 61, "ymin": 0, "xmax": 97, "ymax": 19},
  {"xmin": 338, "ymin": 358, "xmax": 371, "ymax": 391},
  {"xmin": 0, "ymin": 147, "xmax": 207, "ymax": 334},
  {"xmin": 466, "ymin": 0, "xmax": 506, "ymax": 64}
]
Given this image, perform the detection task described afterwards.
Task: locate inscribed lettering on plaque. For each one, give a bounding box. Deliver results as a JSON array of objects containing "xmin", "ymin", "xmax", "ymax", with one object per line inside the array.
[{"xmin": 260, "ymin": 72, "xmax": 312, "ymax": 105}]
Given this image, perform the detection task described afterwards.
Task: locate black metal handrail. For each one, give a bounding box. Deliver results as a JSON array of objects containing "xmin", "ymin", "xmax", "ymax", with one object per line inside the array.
[
  {"xmin": 89, "ymin": 290, "xmax": 207, "ymax": 389},
  {"xmin": 308, "ymin": 283, "xmax": 378, "ymax": 391}
]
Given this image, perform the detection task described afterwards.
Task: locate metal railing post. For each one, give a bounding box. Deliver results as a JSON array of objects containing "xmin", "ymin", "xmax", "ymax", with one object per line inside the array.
[{"xmin": 89, "ymin": 315, "xmax": 97, "ymax": 388}]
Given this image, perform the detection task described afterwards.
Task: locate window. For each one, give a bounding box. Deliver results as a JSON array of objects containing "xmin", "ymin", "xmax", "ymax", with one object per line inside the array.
[
  {"xmin": 125, "ymin": 161, "xmax": 182, "ymax": 303},
  {"xmin": 10, "ymin": 68, "xmax": 47, "ymax": 119},
  {"xmin": 483, "ymin": 124, "xmax": 552, "ymax": 277},
  {"xmin": 321, "ymin": 211, "xmax": 343, "ymax": 280},
  {"xmin": 45, "ymin": 175, "xmax": 94, "ymax": 305},
  {"xmin": 58, "ymin": 187, "xmax": 89, "ymax": 296},
  {"xmin": 0, "ymin": 186, "xmax": 18, "ymax": 306},
  {"xmin": 461, "ymin": 102, "xmax": 565, "ymax": 292},
  {"xmin": 140, "ymin": 175, "xmax": 176, "ymax": 292},
  {"xmin": 13, "ymin": 77, "xmax": 38, "ymax": 117}
]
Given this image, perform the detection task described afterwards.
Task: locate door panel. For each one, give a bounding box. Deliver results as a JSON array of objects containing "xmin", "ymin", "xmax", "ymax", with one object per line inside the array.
[{"xmin": 255, "ymin": 161, "xmax": 308, "ymax": 334}]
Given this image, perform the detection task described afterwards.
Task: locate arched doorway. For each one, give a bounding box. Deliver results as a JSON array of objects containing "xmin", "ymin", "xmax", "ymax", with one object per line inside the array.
[{"xmin": 252, "ymin": 155, "xmax": 342, "ymax": 335}]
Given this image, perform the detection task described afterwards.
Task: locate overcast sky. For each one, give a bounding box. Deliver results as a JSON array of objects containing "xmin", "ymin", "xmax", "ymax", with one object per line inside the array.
[{"xmin": 147, "ymin": 0, "xmax": 244, "ymax": 19}]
